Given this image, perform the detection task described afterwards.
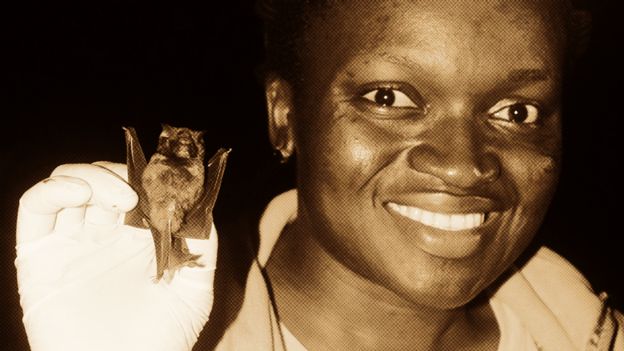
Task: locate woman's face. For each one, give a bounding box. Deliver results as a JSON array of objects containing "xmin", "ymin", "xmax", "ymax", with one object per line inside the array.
[{"xmin": 283, "ymin": 0, "xmax": 564, "ymax": 308}]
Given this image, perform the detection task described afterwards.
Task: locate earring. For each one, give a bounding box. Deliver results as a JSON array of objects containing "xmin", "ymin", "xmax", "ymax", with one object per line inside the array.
[{"xmin": 274, "ymin": 147, "xmax": 292, "ymax": 164}]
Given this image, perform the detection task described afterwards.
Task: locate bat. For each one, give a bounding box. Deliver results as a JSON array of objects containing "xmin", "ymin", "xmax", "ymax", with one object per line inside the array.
[{"xmin": 122, "ymin": 125, "xmax": 230, "ymax": 282}]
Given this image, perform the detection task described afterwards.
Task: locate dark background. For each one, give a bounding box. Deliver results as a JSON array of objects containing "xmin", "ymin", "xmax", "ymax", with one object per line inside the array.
[{"xmin": 5, "ymin": 0, "xmax": 623, "ymax": 349}]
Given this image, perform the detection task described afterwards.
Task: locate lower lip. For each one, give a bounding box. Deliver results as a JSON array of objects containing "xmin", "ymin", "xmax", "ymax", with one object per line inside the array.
[{"xmin": 385, "ymin": 205, "xmax": 492, "ymax": 259}]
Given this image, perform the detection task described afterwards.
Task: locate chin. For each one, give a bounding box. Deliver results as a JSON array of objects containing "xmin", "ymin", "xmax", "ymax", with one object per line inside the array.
[
  {"xmin": 405, "ymin": 281, "xmax": 491, "ymax": 310},
  {"xmin": 373, "ymin": 248, "xmax": 516, "ymax": 311}
]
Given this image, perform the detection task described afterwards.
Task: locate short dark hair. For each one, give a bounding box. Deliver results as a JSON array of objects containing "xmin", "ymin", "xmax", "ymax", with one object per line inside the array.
[{"xmin": 256, "ymin": 0, "xmax": 327, "ymax": 84}]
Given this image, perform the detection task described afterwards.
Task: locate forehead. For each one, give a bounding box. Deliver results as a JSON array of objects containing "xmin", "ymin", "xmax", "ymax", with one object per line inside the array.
[
  {"xmin": 298, "ymin": 0, "xmax": 565, "ymax": 85},
  {"xmin": 309, "ymin": 0, "xmax": 564, "ymax": 28},
  {"xmin": 304, "ymin": 0, "xmax": 566, "ymax": 52}
]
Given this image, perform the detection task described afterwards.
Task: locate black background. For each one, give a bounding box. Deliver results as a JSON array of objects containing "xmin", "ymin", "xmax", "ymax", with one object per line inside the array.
[{"xmin": 5, "ymin": 0, "xmax": 623, "ymax": 349}]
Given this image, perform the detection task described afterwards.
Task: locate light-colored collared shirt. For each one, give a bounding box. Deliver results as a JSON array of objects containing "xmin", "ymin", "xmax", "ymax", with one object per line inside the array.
[{"xmin": 214, "ymin": 190, "xmax": 623, "ymax": 350}]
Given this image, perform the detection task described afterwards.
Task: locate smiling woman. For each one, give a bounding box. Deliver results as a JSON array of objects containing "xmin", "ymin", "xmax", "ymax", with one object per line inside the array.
[
  {"xmin": 252, "ymin": 0, "xmax": 622, "ymax": 349},
  {"xmin": 266, "ymin": 0, "xmax": 563, "ymax": 300},
  {"xmin": 12, "ymin": 0, "xmax": 623, "ymax": 350}
]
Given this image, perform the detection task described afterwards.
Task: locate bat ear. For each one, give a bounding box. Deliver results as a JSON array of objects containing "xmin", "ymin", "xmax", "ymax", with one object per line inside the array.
[{"xmin": 161, "ymin": 123, "xmax": 174, "ymax": 133}]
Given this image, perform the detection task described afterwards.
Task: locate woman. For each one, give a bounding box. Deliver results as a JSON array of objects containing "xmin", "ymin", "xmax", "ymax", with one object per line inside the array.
[{"xmin": 15, "ymin": 0, "xmax": 623, "ymax": 350}]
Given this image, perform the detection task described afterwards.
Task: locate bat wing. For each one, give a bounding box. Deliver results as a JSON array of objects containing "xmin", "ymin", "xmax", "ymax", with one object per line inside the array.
[
  {"xmin": 122, "ymin": 127, "xmax": 229, "ymax": 280},
  {"xmin": 123, "ymin": 126, "xmax": 231, "ymax": 238},
  {"xmin": 174, "ymin": 148, "xmax": 231, "ymax": 240},
  {"xmin": 123, "ymin": 127, "xmax": 149, "ymax": 228}
]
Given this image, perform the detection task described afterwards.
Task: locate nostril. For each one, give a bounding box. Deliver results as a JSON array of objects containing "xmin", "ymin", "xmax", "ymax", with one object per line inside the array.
[
  {"xmin": 475, "ymin": 154, "xmax": 501, "ymax": 183},
  {"xmin": 475, "ymin": 167, "xmax": 498, "ymax": 182},
  {"xmin": 407, "ymin": 144, "xmax": 501, "ymax": 187},
  {"xmin": 407, "ymin": 144, "xmax": 440, "ymax": 171}
]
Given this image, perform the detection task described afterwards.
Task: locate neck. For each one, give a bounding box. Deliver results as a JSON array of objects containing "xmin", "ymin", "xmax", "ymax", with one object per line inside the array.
[{"xmin": 264, "ymin": 217, "xmax": 498, "ymax": 351}]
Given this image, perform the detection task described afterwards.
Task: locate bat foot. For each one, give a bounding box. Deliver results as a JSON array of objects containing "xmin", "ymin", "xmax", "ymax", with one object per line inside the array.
[
  {"xmin": 150, "ymin": 253, "xmax": 204, "ymax": 284},
  {"xmin": 171, "ymin": 252, "xmax": 204, "ymax": 269}
]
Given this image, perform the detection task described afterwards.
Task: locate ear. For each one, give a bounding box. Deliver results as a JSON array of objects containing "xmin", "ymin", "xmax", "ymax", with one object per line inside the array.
[
  {"xmin": 160, "ymin": 123, "xmax": 173, "ymax": 136},
  {"xmin": 265, "ymin": 74, "xmax": 295, "ymax": 158}
]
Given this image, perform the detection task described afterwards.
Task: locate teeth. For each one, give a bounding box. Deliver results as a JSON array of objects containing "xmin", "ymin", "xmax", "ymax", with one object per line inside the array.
[
  {"xmin": 434, "ymin": 213, "xmax": 449, "ymax": 230},
  {"xmin": 387, "ymin": 202, "xmax": 486, "ymax": 231}
]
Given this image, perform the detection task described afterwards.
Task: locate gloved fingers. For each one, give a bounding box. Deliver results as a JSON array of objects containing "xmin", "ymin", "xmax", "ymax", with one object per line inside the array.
[
  {"xmin": 91, "ymin": 162, "xmax": 131, "ymax": 225},
  {"xmin": 51, "ymin": 163, "xmax": 138, "ymax": 226},
  {"xmin": 17, "ymin": 175, "xmax": 92, "ymax": 245},
  {"xmin": 54, "ymin": 207, "xmax": 87, "ymax": 232},
  {"xmin": 92, "ymin": 161, "xmax": 128, "ymax": 182}
]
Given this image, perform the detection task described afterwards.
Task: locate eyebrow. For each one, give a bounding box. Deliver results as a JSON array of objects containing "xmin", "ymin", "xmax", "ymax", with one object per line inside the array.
[
  {"xmin": 380, "ymin": 54, "xmax": 550, "ymax": 83},
  {"xmin": 506, "ymin": 69, "xmax": 550, "ymax": 84}
]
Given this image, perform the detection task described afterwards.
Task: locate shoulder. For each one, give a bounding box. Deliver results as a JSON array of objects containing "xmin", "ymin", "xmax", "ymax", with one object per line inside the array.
[
  {"xmin": 193, "ymin": 195, "xmax": 268, "ymax": 349},
  {"xmin": 520, "ymin": 247, "xmax": 594, "ymax": 298},
  {"xmin": 493, "ymin": 247, "xmax": 623, "ymax": 350}
]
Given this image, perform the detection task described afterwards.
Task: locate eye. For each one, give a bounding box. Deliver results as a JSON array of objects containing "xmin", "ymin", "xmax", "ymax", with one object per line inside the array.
[
  {"xmin": 361, "ymin": 87, "xmax": 418, "ymax": 108},
  {"xmin": 488, "ymin": 99, "xmax": 540, "ymax": 124}
]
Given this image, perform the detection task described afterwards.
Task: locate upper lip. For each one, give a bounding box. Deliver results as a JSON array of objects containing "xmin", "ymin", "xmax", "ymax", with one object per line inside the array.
[{"xmin": 382, "ymin": 192, "xmax": 504, "ymax": 214}]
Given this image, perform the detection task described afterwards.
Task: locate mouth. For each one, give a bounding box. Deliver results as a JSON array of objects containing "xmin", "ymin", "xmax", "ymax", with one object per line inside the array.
[
  {"xmin": 382, "ymin": 193, "xmax": 504, "ymax": 259},
  {"xmin": 386, "ymin": 202, "xmax": 488, "ymax": 231}
]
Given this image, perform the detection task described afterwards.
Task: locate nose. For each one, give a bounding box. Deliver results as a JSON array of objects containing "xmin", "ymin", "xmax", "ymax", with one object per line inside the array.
[
  {"xmin": 177, "ymin": 131, "xmax": 193, "ymax": 145},
  {"xmin": 407, "ymin": 119, "xmax": 500, "ymax": 189},
  {"xmin": 178, "ymin": 137, "xmax": 192, "ymax": 145}
]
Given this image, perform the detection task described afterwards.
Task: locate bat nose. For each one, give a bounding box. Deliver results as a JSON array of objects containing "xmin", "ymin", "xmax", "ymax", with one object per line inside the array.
[
  {"xmin": 176, "ymin": 129, "xmax": 193, "ymax": 144},
  {"xmin": 172, "ymin": 139, "xmax": 197, "ymax": 158}
]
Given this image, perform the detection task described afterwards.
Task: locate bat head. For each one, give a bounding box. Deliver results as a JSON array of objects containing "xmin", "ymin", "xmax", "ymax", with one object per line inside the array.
[{"xmin": 157, "ymin": 124, "xmax": 206, "ymax": 160}]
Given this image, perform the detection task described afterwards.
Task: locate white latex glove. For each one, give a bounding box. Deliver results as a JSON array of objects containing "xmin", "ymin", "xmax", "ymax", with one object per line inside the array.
[{"xmin": 16, "ymin": 162, "xmax": 217, "ymax": 351}]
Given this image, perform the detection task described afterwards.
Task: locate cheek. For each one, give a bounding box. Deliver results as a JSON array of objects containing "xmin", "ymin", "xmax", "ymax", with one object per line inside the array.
[
  {"xmin": 349, "ymin": 138, "xmax": 375, "ymax": 165},
  {"xmin": 319, "ymin": 134, "xmax": 383, "ymax": 194},
  {"xmin": 528, "ymin": 154, "xmax": 558, "ymax": 182},
  {"xmin": 506, "ymin": 151, "xmax": 560, "ymax": 195},
  {"xmin": 297, "ymin": 109, "xmax": 404, "ymax": 189},
  {"xmin": 491, "ymin": 120, "xmax": 561, "ymax": 200},
  {"xmin": 500, "ymin": 151, "xmax": 560, "ymax": 245}
]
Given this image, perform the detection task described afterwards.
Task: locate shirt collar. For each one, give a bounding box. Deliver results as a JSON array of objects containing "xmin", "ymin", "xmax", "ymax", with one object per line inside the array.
[{"xmin": 257, "ymin": 189, "xmax": 298, "ymax": 267}]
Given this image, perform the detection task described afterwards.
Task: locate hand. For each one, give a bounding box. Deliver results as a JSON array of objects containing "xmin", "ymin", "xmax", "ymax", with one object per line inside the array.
[{"xmin": 16, "ymin": 162, "xmax": 217, "ymax": 351}]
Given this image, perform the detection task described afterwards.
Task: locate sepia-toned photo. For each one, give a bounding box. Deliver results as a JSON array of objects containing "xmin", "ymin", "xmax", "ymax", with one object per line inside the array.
[{"xmin": 6, "ymin": 0, "xmax": 623, "ymax": 349}]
